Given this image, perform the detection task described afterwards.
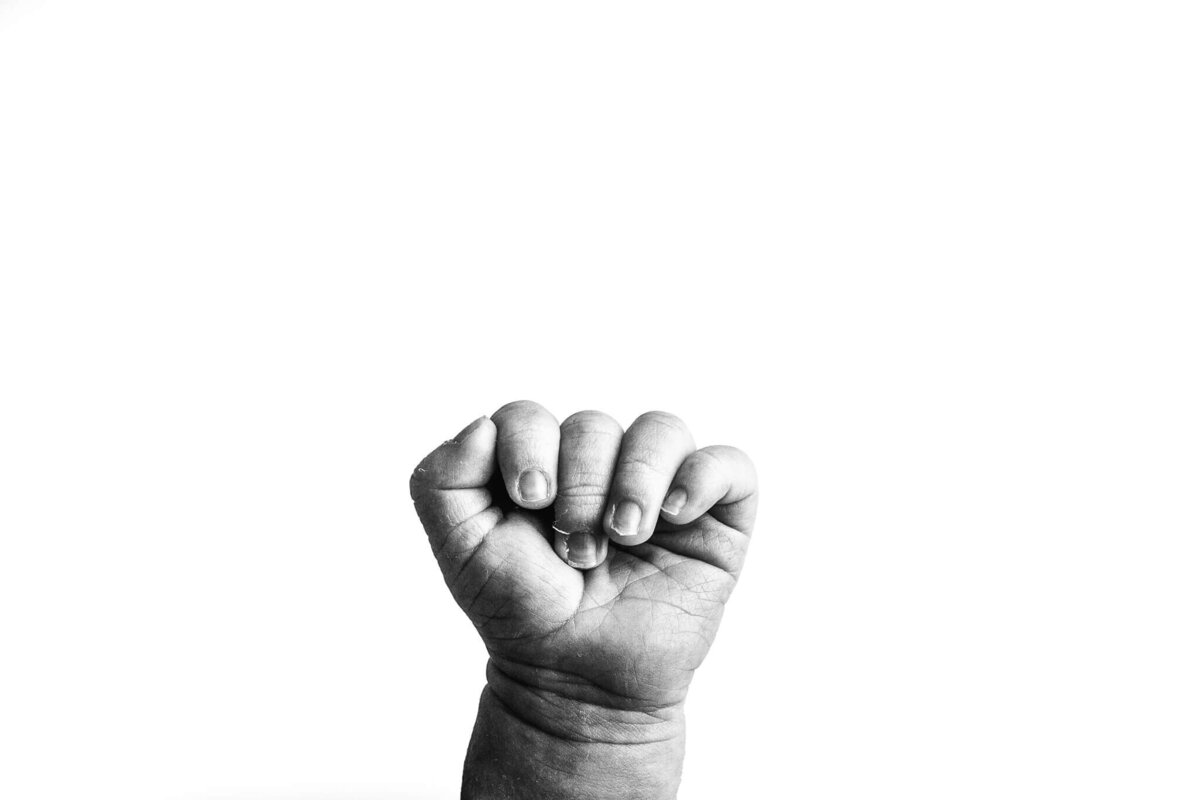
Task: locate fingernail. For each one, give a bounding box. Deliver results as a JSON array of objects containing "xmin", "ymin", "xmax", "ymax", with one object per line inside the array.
[
  {"xmin": 518, "ymin": 468, "xmax": 550, "ymax": 503},
  {"xmin": 451, "ymin": 415, "xmax": 488, "ymax": 444},
  {"xmin": 661, "ymin": 487, "xmax": 687, "ymax": 516},
  {"xmin": 565, "ymin": 531, "xmax": 604, "ymax": 569},
  {"xmin": 611, "ymin": 499, "xmax": 642, "ymax": 537}
]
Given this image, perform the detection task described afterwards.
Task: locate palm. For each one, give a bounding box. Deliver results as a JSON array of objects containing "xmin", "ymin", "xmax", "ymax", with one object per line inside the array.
[{"xmin": 452, "ymin": 509, "xmax": 741, "ymax": 706}]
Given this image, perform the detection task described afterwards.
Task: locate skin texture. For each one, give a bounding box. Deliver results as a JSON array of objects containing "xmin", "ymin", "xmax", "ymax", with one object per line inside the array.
[{"xmin": 410, "ymin": 401, "xmax": 757, "ymax": 799}]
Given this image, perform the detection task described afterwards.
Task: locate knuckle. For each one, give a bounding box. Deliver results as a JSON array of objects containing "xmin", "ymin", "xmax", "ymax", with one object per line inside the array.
[
  {"xmin": 688, "ymin": 447, "xmax": 726, "ymax": 476},
  {"xmin": 712, "ymin": 443, "xmax": 752, "ymax": 464},
  {"xmin": 696, "ymin": 445, "xmax": 756, "ymax": 476},
  {"xmin": 631, "ymin": 411, "xmax": 695, "ymax": 448},
  {"xmin": 742, "ymin": 452, "xmax": 758, "ymax": 483},
  {"xmin": 561, "ymin": 409, "xmax": 621, "ymax": 434},
  {"xmin": 494, "ymin": 405, "xmax": 560, "ymax": 447},
  {"xmin": 618, "ymin": 452, "xmax": 674, "ymax": 480},
  {"xmin": 633, "ymin": 409, "xmax": 688, "ymax": 433},
  {"xmin": 493, "ymin": 399, "xmax": 549, "ymax": 420},
  {"xmin": 720, "ymin": 444, "xmax": 758, "ymax": 484},
  {"xmin": 556, "ymin": 482, "xmax": 610, "ymax": 501}
]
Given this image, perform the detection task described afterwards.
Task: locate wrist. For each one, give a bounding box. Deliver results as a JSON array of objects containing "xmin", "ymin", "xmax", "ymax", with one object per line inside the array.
[
  {"xmin": 462, "ymin": 658, "xmax": 687, "ymax": 800},
  {"xmin": 486, "ymin": 654, "xmax": 688, "ymax": 742}
]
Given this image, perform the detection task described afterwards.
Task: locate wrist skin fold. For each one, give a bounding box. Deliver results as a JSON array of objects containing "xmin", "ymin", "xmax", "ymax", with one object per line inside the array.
[{"xmin": 461, "ymin": 657, "xmax": 688, "ymax": 800}]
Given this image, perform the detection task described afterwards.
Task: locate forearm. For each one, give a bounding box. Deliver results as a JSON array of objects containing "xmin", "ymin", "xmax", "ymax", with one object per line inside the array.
[{"xmin": 462, "ymin": 661, "xmax": 687, "ymax": 800}]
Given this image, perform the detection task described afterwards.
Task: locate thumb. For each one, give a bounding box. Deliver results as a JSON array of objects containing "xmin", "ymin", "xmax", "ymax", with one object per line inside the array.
[
  {"xmin": 411, "ymin": 413, "xmax": 580, "ymax": 629},
  {"xmin": 410, "ymin": 416, "xmax": 503, "ymax": 563}
]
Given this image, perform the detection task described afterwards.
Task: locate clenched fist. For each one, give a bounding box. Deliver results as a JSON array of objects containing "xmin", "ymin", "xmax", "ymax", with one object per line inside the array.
[{"xmin": 410, "ymin": 401, "xmax": 757, "ymax": 800}]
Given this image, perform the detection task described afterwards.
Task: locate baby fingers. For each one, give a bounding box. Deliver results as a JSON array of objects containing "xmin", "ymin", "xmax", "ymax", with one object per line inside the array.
[{"xmin": 659, "ymin": 445, "xmax": 758, "ymax": 535}]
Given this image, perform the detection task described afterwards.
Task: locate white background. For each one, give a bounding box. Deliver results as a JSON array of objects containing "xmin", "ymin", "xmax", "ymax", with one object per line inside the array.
[{"xmin": 1, "ymin": 2, "xmax": 1197, "ymax": 798}]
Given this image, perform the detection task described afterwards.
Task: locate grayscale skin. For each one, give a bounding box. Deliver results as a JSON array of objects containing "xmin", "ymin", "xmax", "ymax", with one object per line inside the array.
[{"xmin": 410, "ymin": 401, "xmax": 758, "ymax": 800}]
